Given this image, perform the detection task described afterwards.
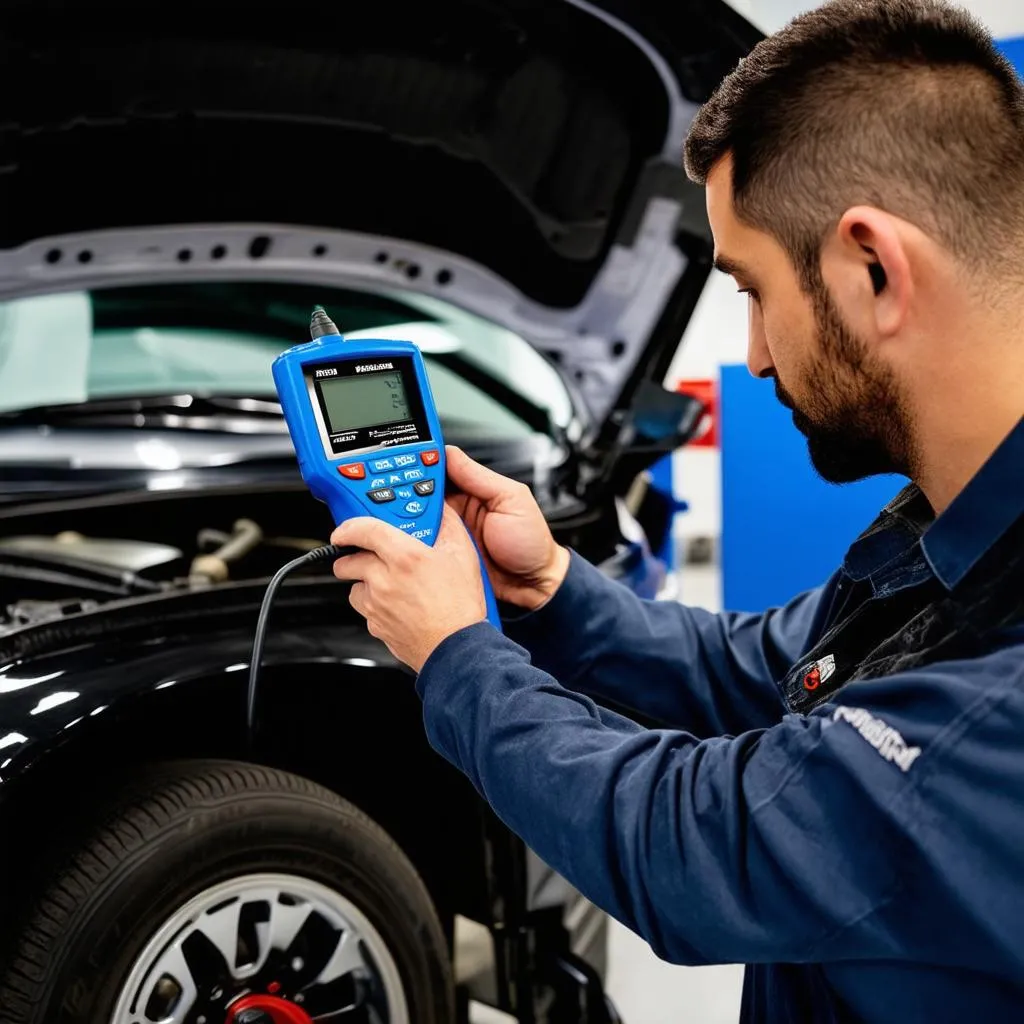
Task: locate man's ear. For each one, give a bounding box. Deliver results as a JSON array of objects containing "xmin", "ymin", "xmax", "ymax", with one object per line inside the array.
[{"xmin": 822, "ymin": 206, "xmax": 911, "ymax": 339}]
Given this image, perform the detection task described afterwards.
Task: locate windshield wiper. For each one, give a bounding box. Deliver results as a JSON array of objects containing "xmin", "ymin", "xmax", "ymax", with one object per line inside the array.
[{"xmin": 0, "ymin": 393, "xmax": 285, "ymax": 429}]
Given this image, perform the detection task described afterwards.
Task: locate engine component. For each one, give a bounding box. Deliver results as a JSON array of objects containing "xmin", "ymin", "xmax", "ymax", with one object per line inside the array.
[
  {"xmin": 0, "ymin": 533, "xmax": 183, "ymax": 574},
  {"xmin": 189, "ymin": 518, "xmax": 263, "ymax": 585},
  {"xmin": 3, "ymin": 597, "xmax": 100, "ymax": 631}
]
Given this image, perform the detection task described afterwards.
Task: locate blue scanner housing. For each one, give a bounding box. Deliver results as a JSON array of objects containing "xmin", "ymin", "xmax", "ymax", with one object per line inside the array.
[{"xmin": 272, "ymin": 330, "xmax": 501, "ymax": 630}]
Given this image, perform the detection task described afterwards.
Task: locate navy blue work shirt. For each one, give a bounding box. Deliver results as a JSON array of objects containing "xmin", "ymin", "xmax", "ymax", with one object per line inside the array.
[{"xmin": 417, "ymin": 417, "xmax": 1024, "ymax": 1023}]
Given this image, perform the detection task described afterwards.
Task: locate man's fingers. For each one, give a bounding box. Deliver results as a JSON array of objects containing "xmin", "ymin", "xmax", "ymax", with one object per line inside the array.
[
  {"xmin": 332, "ymin": 551, "xmax": 379, "ymax": 582},
  {"xmin": 445, "ymin": 491, "xmax": 469, "ymax": 518},
  {"xmin": 445, "ymin": 445, "xmax": 514, "ymax": 506},
  {"xmin": 348, "ymin": 580, "xmax": 369, "ymax": 617},
  {"xmin": 331, "ymin": 516, "xmax": 417, "ymax": 561},
  {"xmin": 437, "ymin": 502, "xmax": 470, "ymax": 546}
]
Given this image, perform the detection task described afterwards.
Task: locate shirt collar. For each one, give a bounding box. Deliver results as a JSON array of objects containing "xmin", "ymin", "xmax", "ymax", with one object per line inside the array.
[
  {"xmin": 842, "ymin": 484, "xmax": 932, "ymax": 583},
  {"xmin": 921, "ymin": 416, "xmax": 1024, "ymax": 590}
]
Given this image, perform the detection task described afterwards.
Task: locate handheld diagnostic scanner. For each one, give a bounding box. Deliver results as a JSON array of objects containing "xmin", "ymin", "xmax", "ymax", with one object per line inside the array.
[{"xmin": 271, "ymin": 306, "xmax": 501, "ymax": 628}]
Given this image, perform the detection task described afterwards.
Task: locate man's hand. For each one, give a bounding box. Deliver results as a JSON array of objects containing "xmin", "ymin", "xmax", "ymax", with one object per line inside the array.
[
  {"xmin": 331, "ymin": 506, "xmax": 488, "ymax": 673},
  {"xmin": 445, "ymin": 445, "xmax": 570, "ymax": 611}
]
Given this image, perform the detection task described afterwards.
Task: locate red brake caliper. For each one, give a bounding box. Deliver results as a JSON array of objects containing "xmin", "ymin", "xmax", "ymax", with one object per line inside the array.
[{"xmin": 226, "ymin": 993, "xmax": 314, "ymax": 1024}]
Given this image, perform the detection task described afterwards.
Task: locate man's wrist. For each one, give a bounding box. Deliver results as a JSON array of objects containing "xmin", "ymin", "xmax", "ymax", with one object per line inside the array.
[{"xmin": 523, "ymin": 545, "xmax": 571, "ymax": 612}]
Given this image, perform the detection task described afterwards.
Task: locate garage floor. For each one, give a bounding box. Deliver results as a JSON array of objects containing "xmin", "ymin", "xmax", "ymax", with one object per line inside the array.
[{"xmin": 606, "ymin": 920, "xmax": 743, "ymax": 1022}]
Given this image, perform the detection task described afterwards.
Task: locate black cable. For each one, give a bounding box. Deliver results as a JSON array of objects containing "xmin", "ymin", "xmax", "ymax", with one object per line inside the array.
[{"xmin": 247, "ymin": 543, "xmax": 358, "ymax": 743}]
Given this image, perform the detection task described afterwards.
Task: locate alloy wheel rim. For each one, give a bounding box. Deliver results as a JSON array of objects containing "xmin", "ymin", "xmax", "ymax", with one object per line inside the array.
[{"xmin": 109, "ymin": 872, "xmax": 409, "ymax": 1024}]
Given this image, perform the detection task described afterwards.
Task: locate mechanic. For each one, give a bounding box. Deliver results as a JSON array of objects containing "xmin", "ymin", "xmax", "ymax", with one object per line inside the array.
[{"xmin": 330, "ymin": 0, "xmax": 1024, "ymax": 1020}]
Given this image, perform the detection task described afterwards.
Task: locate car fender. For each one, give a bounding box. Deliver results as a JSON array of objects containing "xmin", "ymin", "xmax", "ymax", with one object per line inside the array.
[{"xmin": 0, "ymin": 601, "xmax": 493, "ymax": 923}]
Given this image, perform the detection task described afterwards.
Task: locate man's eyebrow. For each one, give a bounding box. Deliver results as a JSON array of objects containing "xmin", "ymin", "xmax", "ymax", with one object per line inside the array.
[{"xmin": 713, "ymin": 253, "xmax": 752, "ymax": 279}]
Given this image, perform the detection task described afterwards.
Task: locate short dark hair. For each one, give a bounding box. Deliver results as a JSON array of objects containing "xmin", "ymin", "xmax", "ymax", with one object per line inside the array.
[{"xmin": 684, "ymin": 0, "xmax": 1024, "ymax": 291}]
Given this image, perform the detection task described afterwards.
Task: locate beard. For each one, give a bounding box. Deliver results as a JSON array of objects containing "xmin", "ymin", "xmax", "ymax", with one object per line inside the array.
[{"xmin": 775, "ymin": 286, "xmax": 914, "ymax": 484}]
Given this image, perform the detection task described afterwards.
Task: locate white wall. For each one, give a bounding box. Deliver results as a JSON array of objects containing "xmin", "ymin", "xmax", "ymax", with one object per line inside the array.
[{"xmin": 727, "ymin": 0, "xmax": 1024, "ymax": 36}]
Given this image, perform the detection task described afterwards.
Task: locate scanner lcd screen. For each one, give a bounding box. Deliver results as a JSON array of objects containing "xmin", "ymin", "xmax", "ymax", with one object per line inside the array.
[{"xmin": 318, "ymin": 371, "xmax": 412, "ymax": 433}]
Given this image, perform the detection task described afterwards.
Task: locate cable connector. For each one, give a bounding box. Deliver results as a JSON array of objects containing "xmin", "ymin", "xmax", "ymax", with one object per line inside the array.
[
  {"xmin": 309, "ymin": 304, "xmax": 340, "ymax": 340},
  {"xmin": 247, "ymin": 543, "xmax": 358, "ymax": 742}
]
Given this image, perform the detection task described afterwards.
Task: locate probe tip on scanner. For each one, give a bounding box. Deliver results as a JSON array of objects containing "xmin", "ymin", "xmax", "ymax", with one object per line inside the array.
[{"xmin": 309, "ymin": 305, "xmax": 340, "ymax": 340}]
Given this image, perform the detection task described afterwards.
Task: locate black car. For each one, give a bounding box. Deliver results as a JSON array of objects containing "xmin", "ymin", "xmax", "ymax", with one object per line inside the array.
[{"xmin": 0, "ymin": 3, "xmax": 758, "ymax": 1022}]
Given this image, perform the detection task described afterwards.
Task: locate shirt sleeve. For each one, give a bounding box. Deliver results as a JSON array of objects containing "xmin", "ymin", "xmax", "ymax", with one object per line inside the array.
[
  {"xmin": 502, "ymin": 548, "xmax": 832, "ymax": 736},
  {"xmin": 415, "ymin": 622, "xmax": 965, "ymax": 968}
]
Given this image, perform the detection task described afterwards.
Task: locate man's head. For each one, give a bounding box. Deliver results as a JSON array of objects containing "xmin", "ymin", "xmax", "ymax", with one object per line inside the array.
[{"xmin": 684, "ymin": 0, "xmax": 1024, "ymax": 484}]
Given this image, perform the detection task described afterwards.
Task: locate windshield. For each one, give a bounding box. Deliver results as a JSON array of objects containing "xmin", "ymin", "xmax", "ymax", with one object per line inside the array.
[{"xmin": 0, "ymin": 282, "xmax": 575, "ymax": 441}]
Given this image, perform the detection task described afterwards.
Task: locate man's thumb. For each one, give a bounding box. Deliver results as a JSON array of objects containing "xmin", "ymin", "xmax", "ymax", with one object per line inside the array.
[{"xmin": 445, "ymin": 445, "xmax": 509, "ymax": 503}]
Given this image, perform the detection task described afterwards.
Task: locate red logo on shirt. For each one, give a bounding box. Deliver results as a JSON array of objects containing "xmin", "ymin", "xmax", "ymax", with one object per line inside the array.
[{"xmin": 802, "ymin": 654, "xmax": 836, "ymax": 692}]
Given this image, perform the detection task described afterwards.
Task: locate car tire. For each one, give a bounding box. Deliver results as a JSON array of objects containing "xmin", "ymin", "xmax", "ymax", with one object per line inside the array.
[{"xmin": 0, "ymin": 759, "xmax": 454, "ymax": 1024}]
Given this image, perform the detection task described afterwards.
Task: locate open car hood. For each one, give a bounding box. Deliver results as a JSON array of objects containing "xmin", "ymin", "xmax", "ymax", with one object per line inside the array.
[{"xmin": 0, "ymin": 0, "xmax": 760, "ymax": 434}]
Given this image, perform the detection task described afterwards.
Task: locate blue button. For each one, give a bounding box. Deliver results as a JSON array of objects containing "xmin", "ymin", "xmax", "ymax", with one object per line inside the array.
[
  {"xmin": 369, "ymin": 477, "xmax": 387, "ymax": 489},
  {"xmin": 404, "ymin": 500, "xmax": 426, "ymax": 515},
  {"xmin": 370, "ymin": 458, "xmax": 395, "ymax": 472},
  {"xmin": 388, "ymin": 473, "xmax": 404, "ymax": 486},
  {"xmin": 396, "ymin": 486, "xmax": 414, "ymax": 499},
  {"xmin": 403, "ymin": 468, "xmax": 425, "ymax": 481},
  {"xmin": 394, "ymin": 454, "xmax": 417, "ymax": 467}
]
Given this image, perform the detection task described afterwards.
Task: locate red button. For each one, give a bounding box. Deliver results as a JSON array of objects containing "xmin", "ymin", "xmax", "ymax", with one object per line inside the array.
[
  {"xmin": 338, "ymin": 463, "xmax": 365, "ymax": 479},
  {"xmin": 420, "ymin": 450, "xmax": 440, "ymax": 466}
]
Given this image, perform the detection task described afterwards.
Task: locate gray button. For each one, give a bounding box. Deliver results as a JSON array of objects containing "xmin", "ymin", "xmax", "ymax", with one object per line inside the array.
[
  {"xmin": 413, "ymin": 479, "xmax": 435, "ymax": 496},
  {"xmin": 367, "ymin": 488, "xmax": 396, "ymax": 503}
]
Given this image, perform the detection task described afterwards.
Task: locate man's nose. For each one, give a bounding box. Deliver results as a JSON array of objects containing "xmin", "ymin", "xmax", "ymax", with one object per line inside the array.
[{"xmin": 745, "ymin": 305, "xmax": 774, "ymax": 379}]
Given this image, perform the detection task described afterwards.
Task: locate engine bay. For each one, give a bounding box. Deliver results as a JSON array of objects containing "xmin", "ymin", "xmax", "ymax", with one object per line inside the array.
[
  {"xmin": 0, "ymin": 478, "xmax": 618, "ymax": 635},
  {"xmin": 0, "ymin": 486, "xmax": 344, "ymax": 633}
]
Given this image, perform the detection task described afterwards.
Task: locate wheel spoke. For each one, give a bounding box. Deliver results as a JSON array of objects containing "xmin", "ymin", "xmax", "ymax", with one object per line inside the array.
[
  {"xmin": 134, "ymin": 944, "xmax": 197, "ymax": 1023},
  {"xmin": 311, "ymin": 929, "xmax": 366, "ymax": 986},
  {"xmin": 226, "ymin": 887, "xmax": 314, "ymax": 978},
  {"xmin": 262, "ymin": 896, "xmax": 314, "ymax": 969},
  {"xmin": 194, "ymin": 898, "xmax": 244, "ymax": 976}
]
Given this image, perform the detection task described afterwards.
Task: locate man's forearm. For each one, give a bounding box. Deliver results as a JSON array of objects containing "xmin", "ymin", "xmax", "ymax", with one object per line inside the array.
[{"xmin": 501, "ymin": 548, "xmax": 791, "ymax": 737}]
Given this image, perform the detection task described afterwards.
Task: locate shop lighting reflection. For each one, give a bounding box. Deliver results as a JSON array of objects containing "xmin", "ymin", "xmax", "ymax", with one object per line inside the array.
[
  {"xmin": 0, "ymin": 732, "xmax": 27, "ymax": 750},
  {"xmin": 135, "ymin": 438, "xmax": 183, "ymax": 471},
  {"xmin": 29, "ymin": 691, "xmax": 79, "ymax": 716},
  {"xmin": 146, "ymin": 472, "xmax": 188, "ymax": 492},
  {"xmin": 0, "ymin": 670, "xmax": 64, "ymax": 694}
]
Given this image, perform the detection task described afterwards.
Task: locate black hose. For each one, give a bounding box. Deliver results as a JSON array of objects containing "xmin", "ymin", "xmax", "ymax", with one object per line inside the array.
[{"xmin": 246, "ymin": 543, "xmax": 358, "ymax": 745}]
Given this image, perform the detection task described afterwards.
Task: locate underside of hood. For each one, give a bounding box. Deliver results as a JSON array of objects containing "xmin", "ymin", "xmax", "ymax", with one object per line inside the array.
[{"xmin": 0, "ymin": 0, "xmax": 760, "ymax": 425}]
